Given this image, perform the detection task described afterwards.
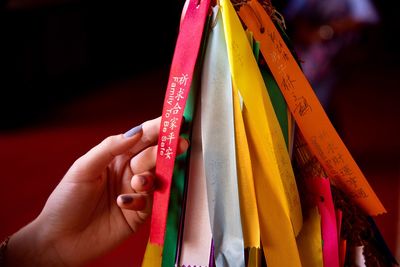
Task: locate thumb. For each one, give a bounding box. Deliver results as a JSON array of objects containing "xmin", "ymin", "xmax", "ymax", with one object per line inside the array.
[{"xmin": 67, "ymin": 125, "xmax": 143, "ymax": 181}]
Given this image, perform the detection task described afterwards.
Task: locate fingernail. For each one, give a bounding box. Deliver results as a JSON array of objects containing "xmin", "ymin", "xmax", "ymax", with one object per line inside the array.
[
  {"xmin": 123, "ymin": 124, "xmax": 142, "ymax": 138},
  {"xmin": 120, "ymin": 195, "xmax": 134, "ymax": 204}
]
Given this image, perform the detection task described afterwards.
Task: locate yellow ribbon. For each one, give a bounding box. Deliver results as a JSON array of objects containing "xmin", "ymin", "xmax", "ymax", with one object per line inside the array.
[
  {"xmin": 141, "ymin": 243, "xmax": 163, "ymax": 267},
  {"xmin": 233, "ymin": 86, "xmax": 261, "ymax": 265},
  {"xmin": 296, "ymin": 207, "xmax": 324, "ymax": 267},
  {"xmin": 221, "ymin": 0, "xmax": 302, "ymax": 265}
]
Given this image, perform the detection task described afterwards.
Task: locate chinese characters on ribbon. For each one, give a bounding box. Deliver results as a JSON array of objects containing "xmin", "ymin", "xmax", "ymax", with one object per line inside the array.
[
  {"xmin": 267, "ymin": 30, "xmax": 312, "ymax": 118},
  {"xmin": 238, "ymin": 0, "xmax": 385, "ymax": 215},
  {"xmin": 159, "ymin": 74, "xmax": 189, "ymax": 160}
]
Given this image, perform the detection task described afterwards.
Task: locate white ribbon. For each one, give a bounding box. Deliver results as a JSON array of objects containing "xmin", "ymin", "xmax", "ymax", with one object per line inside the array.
[
  {"xmin": 201, "ymin": 6, "xmax": 245, "ymax": 267},
  {"xmin": 179, "ymin": 96, "xmax": 213, "ymax": 267}
]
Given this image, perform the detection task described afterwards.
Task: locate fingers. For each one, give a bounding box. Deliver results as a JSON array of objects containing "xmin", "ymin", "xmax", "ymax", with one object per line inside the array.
[
  {"xmin": 126, "ymin": 117, "xmax": 189, "ymax": 157},
  {"xmin": 66, "ymin": 115, "xmax": 189, "ymax": 183},
  {"xmin": 68, "ymin": 116, "xmax": 161, "ymax": 181},
  {"xmin": 130, "ymin": 146, "xmax": 157, "ymax": 174},
  {"xmin": 65, "ymin": 116, "xmax": 161, "ymax": 181},
  {"xmin": 67, "ymin": 127, "xmax": 143, "ymax": 181},
  {"xmin": 120, "ymin": 135, "xmax": 190, "ymax": 211},
  {"xmin": 117, "ymin": 194, "xmax": 147, "ymax": 211},
  {"xmin": 117, "ymin": 172, "xmax": 155, "ymax": 211},
  {"xmin": 130, "ymin": 172, "xmax": 155, "ymax": 193},
  {"xmin": 130, "ymin": 137, "xmax": 190, "ymax": 174},
  {"xmin": 127, "ymin": 117, "xmax": 161, "ymax": 156}
]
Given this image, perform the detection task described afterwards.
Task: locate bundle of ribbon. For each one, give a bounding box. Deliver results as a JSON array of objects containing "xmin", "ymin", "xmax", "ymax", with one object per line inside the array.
[{"xmin": 141, "ymin": 0, "xmax": 397, "ymax": 266}]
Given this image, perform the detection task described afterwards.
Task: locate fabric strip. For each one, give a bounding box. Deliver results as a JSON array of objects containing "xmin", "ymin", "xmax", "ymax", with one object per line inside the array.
[
  {"xmin": 306, "ymin": 177, "xmax": 339, "ymax": 267},
  {"xmin": 232, "ymin": 6, "xmax": 262, "ymax": 253},
  {"xmin": 232, "ymin": 64, "xmax": 262, "ymax": 264},
  {"xmin": 296, "ymin": 207, "xmax": 324, "ymax": 267},
  {"xmin": 163, "ymin": 11, "xmax": 212, "ymax": 267},
  {"xmin": 162, "ymin": 85, "xmax": 197, "ymax": 266},
  {"xmin": 238, "ymin": 0, "xmax": 385, "ymax": 216},
  {"xmin": 178, "ymin": 89, "xmax": 213, "ymax": 267},
  {"xmin": 141, "ymin": 243, "xmax": 163, "ymax": 267},
  {"xmin": 209, "ymin": 239, "xmax": 215, "ymax": 267},
  {"xmin": 252, "ymin": 37, "xmax": 296, "ymax": 159},
  {"xmin": 261, "ymin": 68, "xmax": 289, "ymax": 148},
  {"xmin": 151, "ymin": 0, "xmax": 211, "ymax": 246},
  {"xmin": 200, "ymin": 5, "xmax": 245, "ymax": 267},
  {"xmin": 220, "ymin": 0, "xmax": 303, "ymax": 265}
]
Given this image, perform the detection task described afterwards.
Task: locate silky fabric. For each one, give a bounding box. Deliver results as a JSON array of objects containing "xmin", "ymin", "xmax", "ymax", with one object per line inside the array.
[
  {"xmin": 220, "ymin": 0, "xmax": 303, "ymax": 266},
  {"xmin": 251, "ymin": 38, "xmax": 293, "ymax": 154},
  {"xmin": 238, "ymin": 0, "xmax": 385, "ymax": 216},
  {"xmin": 235, "ymin": 27, "xmax": 263, "ymax": 266},
  {"xmin": 306, "ymin": 177, "xmax": 339, "ymax": 267},
  {"xmin": 162, "ymin": 86, "xmax": 197, "ymax": 267},
  {"xmin": 150, "ymin": 0, "xmax": 211, "ymax": 247},
  {"xmin": 232, "ymin": 86, "xmax": 262, "ymax": 266},
  {"xmin": 141, "ymin": 244, "xmax": 163, "ymax": 267},
  {"xmin": 143, "ymin": 1, "xmax": 210, "ymax": 265},
  {"xmin": 221, "ymin": 0, "xmax": 303, "ymax": 234},
  {"xmin": 201, "ymin": 6, "xmax": 245, "ymax": 267},
  {"xmin": 161, "ymin": 1, "xmax": 193, "ymax": 262},
  {"xmin": 163, "ymin": 11, "xmax": 212, "ymax": 266},
  {"xmin": 178, "ymin": 92, "xmax": 213, "ymax": 267},
  {"xmin": 296, "ymin": 208, "xmax": 324, "ymax": 267}
]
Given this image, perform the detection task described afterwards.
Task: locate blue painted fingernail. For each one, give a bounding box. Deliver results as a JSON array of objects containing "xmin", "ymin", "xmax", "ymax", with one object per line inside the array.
[
  {"xmin": 120, "ymin": 195, "xmax": 134, "ymax": 204},
  {"xmin": 123, "ymin": 124, "xmax": 143, "ymax": 138}
]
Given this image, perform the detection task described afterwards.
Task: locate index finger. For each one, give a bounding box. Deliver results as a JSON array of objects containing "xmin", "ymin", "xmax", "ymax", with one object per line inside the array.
[
  {"xmin": 66, "ymin": 128, "xmax": 143, "ymax": 182},
  {"xmin": 128, "ymin": 117, "xmax": 161, "ymax": 156}
]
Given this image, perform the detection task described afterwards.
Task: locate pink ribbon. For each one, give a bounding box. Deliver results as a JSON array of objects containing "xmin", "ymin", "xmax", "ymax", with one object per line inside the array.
[{"xmin": 306, "ymin": 177, "xmax": 339, "ymax": 267}]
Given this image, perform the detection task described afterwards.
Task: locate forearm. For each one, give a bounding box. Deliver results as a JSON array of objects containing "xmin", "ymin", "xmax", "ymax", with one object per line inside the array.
[{"xmin": 4, "ymin": 219, "xmax": 66, "ymax": 267}]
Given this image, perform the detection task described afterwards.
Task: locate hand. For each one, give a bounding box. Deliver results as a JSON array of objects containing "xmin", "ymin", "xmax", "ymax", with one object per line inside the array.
[{"xmin": 5, "ymin": 117, "xmax": 189, "ymax": 267}]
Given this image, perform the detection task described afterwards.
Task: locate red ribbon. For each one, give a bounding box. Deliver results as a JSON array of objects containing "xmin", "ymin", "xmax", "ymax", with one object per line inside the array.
[{"xmin": 150, "ymin": 0, "xmax": 211, "ymax": 246}]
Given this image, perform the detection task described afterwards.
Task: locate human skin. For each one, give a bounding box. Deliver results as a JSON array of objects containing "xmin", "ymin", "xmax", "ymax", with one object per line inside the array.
[{"xmin": 4, "ymin": 117, "xmax": 189, "ymax": 267}]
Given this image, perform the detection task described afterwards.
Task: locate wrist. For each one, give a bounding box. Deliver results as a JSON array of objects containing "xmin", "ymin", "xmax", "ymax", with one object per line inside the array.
[{"xmin": 5, "ymin": 219, "xmax": 65, "ymax": 267}]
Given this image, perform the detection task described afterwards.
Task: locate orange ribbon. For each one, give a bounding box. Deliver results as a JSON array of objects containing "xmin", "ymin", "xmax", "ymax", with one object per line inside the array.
[{"xmin": 238, "ymin": 0, "xmax": 385, "ymax": 216}]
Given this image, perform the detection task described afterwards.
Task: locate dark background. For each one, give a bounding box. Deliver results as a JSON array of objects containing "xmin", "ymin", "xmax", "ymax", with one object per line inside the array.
[
  {"xmin": 0, "ymin": 1, "xmax": 185, "ymax": 266},
  {"xmin": 0, "ymin": 0, "xmax": 184, "ymax": 129},
  {"xmin": 0, "ymin": 0, "xmax": 399, "ymax": 266}
]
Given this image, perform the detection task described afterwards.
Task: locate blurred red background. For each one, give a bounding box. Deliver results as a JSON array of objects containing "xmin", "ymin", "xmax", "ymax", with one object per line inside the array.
[{"xmin": 0, "ymin": 0, "xmax": 399, "ymax": 266}]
